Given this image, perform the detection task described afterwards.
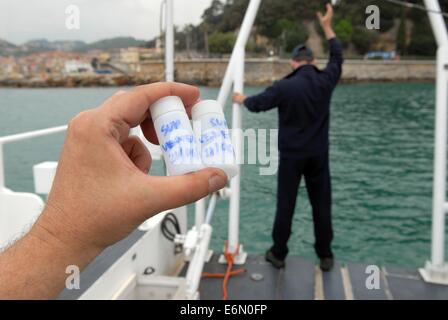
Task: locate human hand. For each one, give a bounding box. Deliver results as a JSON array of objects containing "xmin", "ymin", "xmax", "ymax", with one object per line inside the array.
[
  {"xmin": 317, "ymin": 4, "xmax": 336, "ymax": 40},
  {"xmin": 232, "ymin": 93, "xmax": 246, "ymax": 105},
  {"xmin": 34, "ymin": 82, "xmax": 228, "ymax": 263}
]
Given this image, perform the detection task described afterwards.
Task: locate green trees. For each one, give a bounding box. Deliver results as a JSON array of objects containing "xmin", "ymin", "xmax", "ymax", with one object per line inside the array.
[
  {"xmin": 408, "ymin": 20, "xmax": 436, "ymax": 57},
  {"xmin": 396, "ymin": 14, "xmax": 407, "ymax": 56},
  {"xmin": 172, "ymin": 0, "xmax": 441, "ymax": 57},
  {"xmin": 282, "ymin": 23, "xmax": 309, "ymax": 53},
  {"xmin": 265, "ymin": 19, "xmax": 309, "ymax": 54},
  {"xmin": 219, "ymin": 0, "xmax": 249, "ymax": 32},
  {"xmin": 209, "ymin": 32, "xmax": 236, "ymax": 54},
  {"xmin": 352, "ymin": 27, "xmax": 378, "ymax": 54},
  {"xmin": 334, "ymin": 19, "xmax": 353, "ymax": 48},
  {"xmin": 201, "ymin": 0, "xmax": 224, "ymax": 29},
  {"xmin": 406, "ymin": 8, "xmax": 436, "ymax": 57},
  {"xmin": 256, "ymin": 0, "xmax": 314, "ymax": 53}
]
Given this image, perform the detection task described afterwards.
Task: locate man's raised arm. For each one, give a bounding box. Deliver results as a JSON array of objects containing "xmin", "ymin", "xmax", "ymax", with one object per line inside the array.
[{"xmin": 317, "ymin": 4, "xmax": 343, "ymax": 85}]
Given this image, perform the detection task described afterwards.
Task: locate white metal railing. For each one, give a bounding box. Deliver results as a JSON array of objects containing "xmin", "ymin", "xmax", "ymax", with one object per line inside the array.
[
  {"xmin": 185, "ymin": 0, "xmax": 261, "ymax": 296},
  {"xmin": 217, "ymin": 0, "xmax": 261, "ymax": 108},
  {"xmin": 4, "ymin": 0, "xmax": 445, "ymax": 296},
  {"xmin": 420, "ymin": 0, "xmax": 448, "ymax": 284},
  {"xmin": 0, "ymin": 125, "xmax": 67, "ymax": 191},
  {"xmin": 217, "ymin": 0, "xmax": 261, "ymax": 261},
  {"xmin": 227, "ymin": 48, "xmax": 244, "ymax": 258},
  {"xmin": 164, "ymin": 0, "xmax": 174, "ymax": 82},
  {"xmin": 0, "ymin": 0, "xmax": 263, "ymax": 299}
]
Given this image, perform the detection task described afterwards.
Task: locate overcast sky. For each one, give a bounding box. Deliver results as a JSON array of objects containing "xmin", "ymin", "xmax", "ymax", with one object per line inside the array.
[{"xmin": 0, "ymin": 0, "xmax": 213, "ymax": 44}]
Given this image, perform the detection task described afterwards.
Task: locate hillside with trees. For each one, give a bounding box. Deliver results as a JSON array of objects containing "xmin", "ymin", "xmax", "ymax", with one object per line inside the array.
[{"xmin": 174, "ymin": 0, "xmax": 448, "ymax": 58}]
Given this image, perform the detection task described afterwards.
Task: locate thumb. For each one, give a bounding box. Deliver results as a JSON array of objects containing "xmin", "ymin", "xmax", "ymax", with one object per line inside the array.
[
  {"xmin": 143, "ymin": 168, "xmax": 228, "ymax": 214},
  {"xmin": 316, "ymin": 11, "xmax": 323, "ymax": 20}
]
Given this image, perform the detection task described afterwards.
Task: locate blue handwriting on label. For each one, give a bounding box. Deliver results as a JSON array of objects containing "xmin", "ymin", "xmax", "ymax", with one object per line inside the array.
[
  {"xmin": 200, "ymin": 129, "xmax": 230, "ymax": 144},
  {"xmin": 204, "ymin": 142, "xmax": 234, "ymax": 159},
  {"xmin": 161, "ymin": 133, "xmax": 200, "ymax": 164},
  {"xmin": 162, "ymin": 134, "xmax": 195, "ymax": 152},
  {"xmin": 169, "ymin": 147, "xmax": 199, "ymax": 164},
  {"xmin": 161, "ymin": 119, "xmax": 181, "ymax": 136},
  {"xmin": 210, "ymin": 117, "xmax": 227, "ymax": 128}
]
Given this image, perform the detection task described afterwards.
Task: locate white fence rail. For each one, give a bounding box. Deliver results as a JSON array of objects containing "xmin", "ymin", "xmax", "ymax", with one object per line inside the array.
[
  {"xmin": 0, "ymin": 125, "xmax": 67, "ymax": 191},
  {"xmin": 420, "ymin": 0, "xmax": 448, "ymax": 284}
]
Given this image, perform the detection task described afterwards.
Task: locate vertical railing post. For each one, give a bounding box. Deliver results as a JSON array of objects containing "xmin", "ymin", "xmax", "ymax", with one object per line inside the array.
[
  {"xmin": 165, "ymin": 0, "xmax": 174, "ymax": 82},
  {"xmin": 195, "ymin": 198, "xmax": 205, "ymax": 230},
  {"xmin": 0, "ymin": 144, "xmax": 5, "ymax": 191},
  {"xmin": 217, "ymin": 0, "xmax": 262, "ymax": 107},
  {"xmin": 228, "ymin": 48, "xmax": 244, "ymax": 256},
  {"xmin": 216, "ymin": 0, "xmax": 261, "ymax": 265},
  {"xmin": 431, "ymin": 45, "xmax": 448, "ymax": 268},
  {"xmin": 420, "ymin": 0, "xmax": 448, "ymax": 284}
]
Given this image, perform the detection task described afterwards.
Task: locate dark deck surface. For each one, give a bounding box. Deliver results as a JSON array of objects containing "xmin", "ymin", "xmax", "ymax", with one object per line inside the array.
[
  {"xmin": 196, "ymin": 254, "xmax": 448, "ymax": 300},
  {"xmin": 58, "ymin": 230, "xmax": 448, "ymax": 300},
  {"xmin": 58, "ymin": 229, "xmax": 145, "ymax": 300}
]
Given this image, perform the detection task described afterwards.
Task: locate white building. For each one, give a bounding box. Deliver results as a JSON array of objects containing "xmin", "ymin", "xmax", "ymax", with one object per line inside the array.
[{"xmin": 64, "ymin": 60, "xmax": 94, "ymax": 74}]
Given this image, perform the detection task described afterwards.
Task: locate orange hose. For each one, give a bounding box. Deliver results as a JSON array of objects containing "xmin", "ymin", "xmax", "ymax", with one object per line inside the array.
[
  {"xmin": 202, "ymin": 269, "xmax": 245, "ymax": 278},
  {"xmin": 201, "ymin": 241, "xmax": 245, "ymax": 300}
]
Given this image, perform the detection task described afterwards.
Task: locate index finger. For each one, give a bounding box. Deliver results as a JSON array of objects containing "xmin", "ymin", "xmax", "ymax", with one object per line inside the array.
[{"xmin": 99, "ymin": 82, "xmax": 200, "ymax": 139}]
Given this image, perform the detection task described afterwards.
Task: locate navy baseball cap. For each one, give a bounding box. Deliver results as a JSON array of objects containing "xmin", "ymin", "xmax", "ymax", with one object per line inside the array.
[{"xmin": 291, "ymin": 44, "xmax": 314, "ymax": 61}]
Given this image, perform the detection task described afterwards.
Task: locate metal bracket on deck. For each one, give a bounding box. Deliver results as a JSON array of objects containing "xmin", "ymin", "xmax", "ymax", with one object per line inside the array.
[
  {"xmin": 218, "ymin": 244, "xmax": 248, "ymax": 265},
  {"xmin": 419, "ymin": 261, "xmax": 448, "ymax": 285}
]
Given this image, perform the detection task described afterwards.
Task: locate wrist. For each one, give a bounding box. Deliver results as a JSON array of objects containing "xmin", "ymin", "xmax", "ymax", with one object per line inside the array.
[
  {"xmin": 323, "ymin": 27, "xmax": 336, "ymax": 40},
  {"xmin": 0, "ymin": 220, "xmax": 100, "ymax": 299},
  {"xmin": 32, "ymin": 205, "xmax": 102, "ymax": 266}
]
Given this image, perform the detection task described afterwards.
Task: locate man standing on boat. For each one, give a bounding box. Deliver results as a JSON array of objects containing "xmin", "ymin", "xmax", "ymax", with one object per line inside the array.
[{"xmin": 233, "ymin": 3, "xmax": 343, "ymax": 271}]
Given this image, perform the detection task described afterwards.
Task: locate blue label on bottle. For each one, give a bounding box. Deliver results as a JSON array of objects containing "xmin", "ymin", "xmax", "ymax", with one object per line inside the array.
[
  {"xmin": 161, "ymin": 119, "xmax": 181, "ymax": 136},
  {"xmin": 199, "ymin": 117, "xmax": 234, "ymax": 163},
  {"xmin": 159, "ymin": 119, "xmax": 200, "ymax": 165}
]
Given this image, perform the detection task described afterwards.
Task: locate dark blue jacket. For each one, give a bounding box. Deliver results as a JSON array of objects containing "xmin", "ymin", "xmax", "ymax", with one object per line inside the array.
[{"xmin": 244, "ymin": 38, "xmax": 343, "ymax": 158}]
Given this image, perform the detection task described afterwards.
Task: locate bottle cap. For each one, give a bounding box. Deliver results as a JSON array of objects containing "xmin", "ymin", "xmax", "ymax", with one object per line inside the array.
[
  {"xmin": 149, "ymin": 96, "xmax": 185, "ymax": 121},
  {"xmin": 191, "ymin": 100, "xmax": 224, "ymax": 120}
]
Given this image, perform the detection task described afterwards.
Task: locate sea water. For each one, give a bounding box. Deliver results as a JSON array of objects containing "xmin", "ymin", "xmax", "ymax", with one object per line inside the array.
[{"xmin": 0, "ymin": 83, "xmax": 439, "ymax": 267}]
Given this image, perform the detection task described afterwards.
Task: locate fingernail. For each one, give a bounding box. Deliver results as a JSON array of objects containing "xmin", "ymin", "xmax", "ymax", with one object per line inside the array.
[{"xmin": 209, "ymin": 174, "xmax": 227, "ymax": 192}]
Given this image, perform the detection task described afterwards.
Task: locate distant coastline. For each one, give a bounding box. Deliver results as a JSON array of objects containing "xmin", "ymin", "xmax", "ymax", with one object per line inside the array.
[
  {"xmin": 0, "ymin": 74, "xmax": 151, "ymax": 88},
  {"xmin": 0, "ymin": 59, "xmax": 436, "ymax": 88}
]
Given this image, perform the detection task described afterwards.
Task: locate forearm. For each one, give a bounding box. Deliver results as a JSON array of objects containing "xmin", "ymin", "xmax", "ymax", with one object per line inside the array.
[
  {"xmin": 322, "ymin": 26, "xmax": 336, "ymax": 40},
  {"xmin": 0, "ymin": 208, "xmax": 100, "ymax": 299},
  {"xmin": 243, "ymin": 95, "xmax": 264, "ymax": 113},
  {"xmin": 0, "ymin": 82, "xmax": 227, "ymax": 299},
  {"xmin": 328, "ymin": 37, "xmax": 343, "ymax": 65},
  {"xmin": 244, "ymin": 86, "xmax": 280, "ymax": 113}
]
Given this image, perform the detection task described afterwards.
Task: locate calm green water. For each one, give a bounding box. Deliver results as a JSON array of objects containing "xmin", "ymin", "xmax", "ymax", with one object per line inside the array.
[{"xmin": 0, "ymin": 83, "xmax": 441, "ymax": 268}]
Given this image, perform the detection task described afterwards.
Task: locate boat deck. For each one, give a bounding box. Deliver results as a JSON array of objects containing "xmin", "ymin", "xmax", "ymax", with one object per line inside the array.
[
  {"xmin": 195, "ymin": 254, "xmax": 448, "ymax": 300},
  {"xmin": 58, "ymin": 230, "xmax": 448, "ymax": 300}
]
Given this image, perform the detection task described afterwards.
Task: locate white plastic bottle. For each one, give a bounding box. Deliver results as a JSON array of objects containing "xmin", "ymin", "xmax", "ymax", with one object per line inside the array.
[
  {"xmin": 192, "ymin": 100, "xmax": 238, "ymax": 179},
  {"xmin": 149, "ymin": 96, "xmax": 203, "ymax": 176}
]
